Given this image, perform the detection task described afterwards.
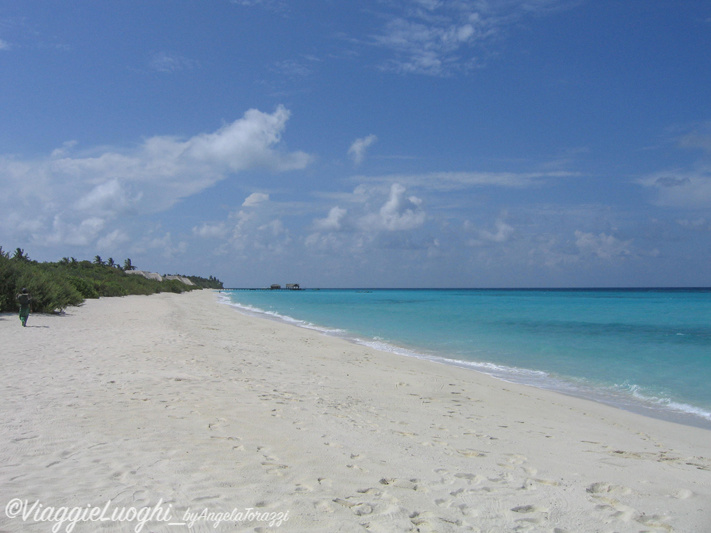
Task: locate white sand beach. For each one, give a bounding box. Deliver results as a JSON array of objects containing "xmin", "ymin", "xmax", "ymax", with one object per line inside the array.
[{"xmin": 1, "ymin": 290, "xmax": 710, "ymax": 532}]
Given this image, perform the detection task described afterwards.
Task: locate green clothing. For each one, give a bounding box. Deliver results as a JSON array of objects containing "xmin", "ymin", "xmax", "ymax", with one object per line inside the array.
[{"xmin": 17, "ymin": 293, "xmax": 31, "ymax": 326}]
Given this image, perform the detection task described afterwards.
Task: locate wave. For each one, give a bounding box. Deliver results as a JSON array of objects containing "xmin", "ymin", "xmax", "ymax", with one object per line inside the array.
[
  {"xmin": 217, "ymin": 293, "xmax": 346, "ymax": 335},
  {"xmin": 217, "ymin": 292, "xmax": 711, "ymax": 430}
]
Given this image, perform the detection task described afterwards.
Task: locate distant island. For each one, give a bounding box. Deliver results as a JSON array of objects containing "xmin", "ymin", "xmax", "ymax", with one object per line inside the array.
[{"xmin": 0, "ymin": 246, "xmax": 223, "ymax": 314}]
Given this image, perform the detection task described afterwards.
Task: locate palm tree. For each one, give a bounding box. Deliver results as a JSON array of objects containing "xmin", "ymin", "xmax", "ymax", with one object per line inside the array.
[
  {"xmin": 123, "ymin": 258, "xmax": 135, "ymax": 271},
  {"xmin": 107, "ymin": 257, "xmax": 115, "ymax": 268},
  {"xmin": 13, "ymin": 248, "xmax": 28, "ymax": 261},
  {"xmin": 93, "ymin": 255, "xmax": 104, "ymax": 266}
]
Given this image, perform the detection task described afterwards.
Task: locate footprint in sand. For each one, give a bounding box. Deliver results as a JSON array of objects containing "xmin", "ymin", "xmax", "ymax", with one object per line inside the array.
[
  {"xmin": 510, "ymin": 504, "xmax": 550, "ymax": 528},
  {"xmin": 456, "ymin": 448, "xmax": 487, "ymax": 458},
  {"xmin": 379, "ymin": 478, "xmax": 422, "ymax": 491},
  {"xmin": 454, "ymin": 472, "xmax": 485, "ymax": 485},
  {"xmin": 672, "ymin": 488, "xmax": 693, "ymax": 499},
  {"xmin": 586, "ymin": 482, "xmax": 632, "ymax": 495}
]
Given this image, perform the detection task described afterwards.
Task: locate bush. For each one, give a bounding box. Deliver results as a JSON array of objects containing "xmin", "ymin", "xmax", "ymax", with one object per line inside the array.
[
  {"xmin": 17, "ymin": 268, "xmax": 84, "ymax": 313},
  {"xmin": 0, "ymin": 246, "xmax": 223, "ymax": 313},
  {"xmin": 68, "ymin": 276, "xmax": 100, "ymax": 299}
]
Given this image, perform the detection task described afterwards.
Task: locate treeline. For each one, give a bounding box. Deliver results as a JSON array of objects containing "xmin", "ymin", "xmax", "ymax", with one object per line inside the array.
[{"xmin": 0, "ymin": 247, "xmax": 223, "ymax": 314}]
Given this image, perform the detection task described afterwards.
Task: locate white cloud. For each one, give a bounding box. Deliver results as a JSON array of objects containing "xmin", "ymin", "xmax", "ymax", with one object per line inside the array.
[
  {"xmin": 50, "ymin": 140, "xmax": 78, "ymax": 158},
  {"xmin": 258, "ymin": 219, "xmax": 286, "ymax": 237},
  {"xmin": 464, "ymin": 216, "xmax": 515, "ymax": 247},
  {"xmin": 131, "ymin": 231, "xmax": 187, "ymax": 259},
  {"xmin": 638, "ymin": 125, "xmax": 711, "ymax": 208},
  {"xmin": 574, "ymin": 231, "xmax": 632, "ymax": 260},
  {"xmin": 679, "ymin": 130, "xmax": 711, "ymax": 153},
  {"xmin": 638, "ymin": 169, "xmax": 711, "ymax": 209},
  {"xmin": 149, "ymin": 51, "xmax": 199, "ymax": 73},
  {"xmin": 193, "ymin": 222, "xmax": 228, "ymax": 239},
  {"xmin": 0, "ymin": 106, "xmax": 311, "ymax": 248},
  {"xmin": 304, "ymin": 183, "xmax": 427, "ymax": 256},
  {"xmin": 45, "ymin": 216, "xmax": 106, "ymax": 247},
  {"xmin": 469, "ymin": 217, "xmax": 514, "ymax": 245},
  {"xmin": 348, "ymin": 134, "xmax": 378, "ymax": 165},
  {"xmin": 0, "ymin": 39, "xmax": 10, "ymax": 51},
  {"xmin": 481, "ymin": 219, "xmax": 514, "ymax": 243},
  {"xmin": 361, "ymin": 183, "xmax": 426, "ymax": 231},
  {"xmin": 243, "ymin": 192, "xmax": 270, "ymax": 207},
  {"xmin": 372, "ymin": 1, "xmax": 575, "ymax": 76},
  {"xmin": 230, "ymin": 0, "xmax": 287, "ymax": 13},
  {"xmin": 314, "ymin": 206, "xmax": 347, "ymax": 231},
  {"xmin": 74, "ymin": 179, "xmax": 139, "ymax": 216},
  {"xmin": 352, "ymin": 170, "xmax": 573, "ymax": 190},
  {"xmin": 182, "ymin": 106, "xmax": 311, "ymax": 172},
  {"xmin": 96, "ymin": 229, "xmax": 130, "ymax": 251},
  {"xmin": 271, "ymin": 58, "xmax": 314, "ymax": 78}
]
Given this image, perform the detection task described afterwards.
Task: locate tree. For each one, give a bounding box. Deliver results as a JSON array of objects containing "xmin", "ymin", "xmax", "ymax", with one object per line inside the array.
[
  {"xmin": 13, "ymin": 248, "xmax": 29, "ymax": 261},
  {"xmin": 107, "ymin": 257, "xmax": 115, "ymax": 268},
  {"xmin": 123, "ymin": 258, "xmax": 135, "ymax": 271},
  {"xmin": 93, "ymin": 255, "xmax": 104, "ymax": 266}
]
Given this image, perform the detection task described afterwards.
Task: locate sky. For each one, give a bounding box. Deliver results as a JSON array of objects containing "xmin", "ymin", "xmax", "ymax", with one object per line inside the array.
[{"xmin": 1, "ymin": 0, "xmax": 710, "ymax": 288}]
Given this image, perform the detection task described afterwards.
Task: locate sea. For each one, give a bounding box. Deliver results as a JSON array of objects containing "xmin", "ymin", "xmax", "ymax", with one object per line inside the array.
[{"xmin": 219, "ymin": 288, "xmax": 711, "ymax": 430}]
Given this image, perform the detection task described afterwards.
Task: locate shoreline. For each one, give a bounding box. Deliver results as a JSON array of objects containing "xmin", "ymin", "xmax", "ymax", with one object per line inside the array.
[
  {"xmin": 2, "ymin": 290, "xmax": 710, "ymax": 532},
  {"xmin": 219, "ymin": 291, "xmax": 711, "ymax": 432}
]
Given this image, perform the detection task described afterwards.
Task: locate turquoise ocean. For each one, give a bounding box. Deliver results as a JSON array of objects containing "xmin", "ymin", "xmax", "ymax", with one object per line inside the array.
[{"xmin": 220, "ymin": 288, "xmax": 711, "ymax": 429}]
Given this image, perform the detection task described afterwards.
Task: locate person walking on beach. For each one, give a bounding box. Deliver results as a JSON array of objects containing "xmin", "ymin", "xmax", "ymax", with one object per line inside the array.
[{"xmin": 17, "ymin": 288, "xmax": 31, "ymax": 327}]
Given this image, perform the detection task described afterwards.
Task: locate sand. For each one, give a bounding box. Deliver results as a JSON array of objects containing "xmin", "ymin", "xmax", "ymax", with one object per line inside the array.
[{"xmin": 1, "ymin": 290, "xmax": 709, "ymax": 533}]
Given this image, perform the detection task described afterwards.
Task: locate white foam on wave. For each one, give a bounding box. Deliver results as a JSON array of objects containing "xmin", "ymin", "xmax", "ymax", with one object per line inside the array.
[
  {"xmin": 217, "ymin": 291, "xmax": 711, "ymax": 429},
  {"xmin": 615, "ymin": 381, "xmax": 711, "ymax": 422},
  {"xmin": 218, "ymin": 292, "xmax": 346, "ymax": 335}
]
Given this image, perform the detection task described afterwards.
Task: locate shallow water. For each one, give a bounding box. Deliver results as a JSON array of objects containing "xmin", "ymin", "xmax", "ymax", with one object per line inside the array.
[{"xmin": 221, "ymin": 288, "xmax": 711, "ymax": 429}]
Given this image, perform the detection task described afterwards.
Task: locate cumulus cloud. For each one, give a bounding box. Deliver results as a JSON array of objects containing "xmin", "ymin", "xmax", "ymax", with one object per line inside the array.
[
  {"xmin": 258, "ymin": 219, "xmax": 286, "ymax": 237},
  {"xmin": 348, "ymin": 134, "xmax": 378, "ymax": 165},
  {"xmin": 481, "ymin": 219, "xmax": 514, "ymax": 243},
  {"xmin": 305, "ymin": 183, "xmax": 427, "ymax": 255},
  {"xmin": 74, "ymin": 179, "xmax": 139, "ymax": 216},
  {"xmin": 467, "ymin": 217, "xmax": 514, "ymax": 246},
  {"xmin": 193, "ymin": 222, "xmax": 228, "ymax": 239},
  {"xmin": 574, "ymin": 231, "xmax": 632, "ymax": 260},
  {"xmin": 361, "ymin": 183, "xmax": 426, "ymax": 231},
  {"xmin": 0, "ymin": 106, "xmax": 311, "ymax": 248},
  {"xmin": 314, "ymin": 206, "xmax": 347, "ymax": 231}
]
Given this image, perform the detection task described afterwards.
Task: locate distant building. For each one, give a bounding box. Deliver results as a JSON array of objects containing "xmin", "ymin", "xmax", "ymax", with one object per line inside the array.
[
  {"xmin": 286, "ymin": 283, "xmax": 301, "ymax": 290},
  {"xmin": 270, "ymin": 284, "xmax": 281, "ymax": 290}
]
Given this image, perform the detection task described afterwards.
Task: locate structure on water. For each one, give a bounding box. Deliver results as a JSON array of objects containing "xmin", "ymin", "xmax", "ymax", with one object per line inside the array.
[{"xmin": 269, "ymin": 283, "xmax": 301, "ymax": 290}]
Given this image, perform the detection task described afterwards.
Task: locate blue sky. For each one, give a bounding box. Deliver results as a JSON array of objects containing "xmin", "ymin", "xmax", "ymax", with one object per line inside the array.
[{"xmin": 1, "ymin": 1, "xmax": 710, "ymax": 287}]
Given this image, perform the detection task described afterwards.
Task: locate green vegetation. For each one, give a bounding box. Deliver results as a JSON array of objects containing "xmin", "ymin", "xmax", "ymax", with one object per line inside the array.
[{"xmin": 0, "ymin": 246, "xmax": 223, "ymax": 314}]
